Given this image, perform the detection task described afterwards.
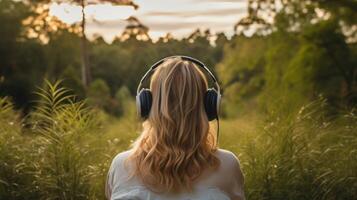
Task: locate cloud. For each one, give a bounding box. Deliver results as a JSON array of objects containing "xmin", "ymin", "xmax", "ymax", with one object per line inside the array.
[
  {"xmin": 145, "ymin": 20, "xmax": 236, "ymax": 31},
  {"xmin": 86, "ymin": 17, "xmax": 236, "ymax": 31},
  {"xmin": 144, "ymin": 7, "xmax": 246, "ymax": 18},
  {"xmin": 185, "ymin": 0, "xmax": 246, "ymax": 2},
  {"xmin": 56, "ymin": 0, "xmax": 249, "ymax": 42}
]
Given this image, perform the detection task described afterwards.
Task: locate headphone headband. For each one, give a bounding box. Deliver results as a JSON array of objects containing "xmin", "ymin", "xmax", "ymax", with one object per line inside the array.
[{"xmin": 136, "ymin": 55, "xmax": 220, "ymax": 94}]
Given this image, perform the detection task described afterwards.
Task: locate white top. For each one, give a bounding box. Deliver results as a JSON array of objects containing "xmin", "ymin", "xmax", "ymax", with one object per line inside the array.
[{"xmin": 106, "ymin": 149, "xmax": 245, "ymax": 200}]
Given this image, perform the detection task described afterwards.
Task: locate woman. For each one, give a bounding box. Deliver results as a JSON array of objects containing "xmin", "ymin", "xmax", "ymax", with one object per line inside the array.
[{"xmin": 105, "ymin": 56, "xmax": 245, "ymax": 200}]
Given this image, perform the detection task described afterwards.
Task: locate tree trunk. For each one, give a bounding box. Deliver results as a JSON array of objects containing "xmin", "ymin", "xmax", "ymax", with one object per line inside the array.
[{"xmin": 80, "ymin": 0, "xmax": 91, "ymax": 87}]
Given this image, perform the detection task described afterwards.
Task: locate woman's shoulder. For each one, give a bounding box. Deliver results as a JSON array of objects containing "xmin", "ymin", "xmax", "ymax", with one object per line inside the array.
[
  {"xmin": 211, "ymin": 149, "xmax": 244, "ymax": 186},
  {"xmin": 111, "ymin": 149, "xmax": 132, "ymax": 164},
  {"xmin": 215, "ymin": 148, "xmax": 242, "ymax": 168},
  {"xmin": 211, "ymin": 149, "xmax": 245, "ymax": 200},
  {"xmin": 110, "ymin": 148, "xmax": 241, "ymax": 172},
  {"xmin": 108, "ymin": 149, "xmax": 134, "ymax": 175}
]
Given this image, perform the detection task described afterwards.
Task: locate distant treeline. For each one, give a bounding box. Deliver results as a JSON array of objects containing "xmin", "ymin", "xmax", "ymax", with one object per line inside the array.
[{"xmin": 0, "ymin": 0, "xmax": 356, "ymax": 117}]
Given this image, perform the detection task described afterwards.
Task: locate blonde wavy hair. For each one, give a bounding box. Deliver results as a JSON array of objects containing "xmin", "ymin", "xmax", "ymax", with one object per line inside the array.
[{"xmin": 128, "ymin": 57, "xmax": 220, "ymax": 193}]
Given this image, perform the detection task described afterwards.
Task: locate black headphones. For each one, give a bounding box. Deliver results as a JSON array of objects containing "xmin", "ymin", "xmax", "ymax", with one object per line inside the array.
[{"xmin": 136, "ymin": 55, "xmax": 221, "ymax": 121}]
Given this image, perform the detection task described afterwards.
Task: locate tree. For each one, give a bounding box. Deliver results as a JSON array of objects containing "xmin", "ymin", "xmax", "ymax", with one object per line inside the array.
[
  {"xmin": 235, "ymin": 0, "xmax": 357, "ymax": 38},
  {"xmin": 115, "ymin": 86, "xmax": 135, "ymax": 117},
  {"xmin": 0, "ymin": 0, "xmax": 48, "ymax": 111},
  {"xmin": 26, "ymin": 0, "xmax": 138, "ymax": 87},
  {"xmin": 120, "ymin": 16, "xmax": 150, "ymax": 41},
  {"xmin": 87, "ymin": 78, "xmax": 111, "ymax": 109},
  {"xmin": 71, "ymin": 0, "xmax": 138, "ymax": 87}
]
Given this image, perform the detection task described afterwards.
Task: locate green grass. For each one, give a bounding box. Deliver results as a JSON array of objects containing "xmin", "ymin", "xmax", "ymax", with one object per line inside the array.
[{"xmin": 0, "ymin": 82, "xmax": 356, "ymax": 200}]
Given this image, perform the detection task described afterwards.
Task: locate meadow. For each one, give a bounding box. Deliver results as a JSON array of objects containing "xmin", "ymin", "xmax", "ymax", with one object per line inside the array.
[
  {"xmin": 1, "ymin": 0, "xmax": 356, "ymax": 199},
  {"xmin": 1, "ymin": 81, "xmax": 355, "ymax": 200}
]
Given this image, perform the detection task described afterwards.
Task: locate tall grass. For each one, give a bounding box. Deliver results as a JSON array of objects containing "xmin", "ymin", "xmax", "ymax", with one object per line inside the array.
[
  {"xmin": 29, "ymin": 80, "xmax": 103, "ymax": 199},
  {"xmin": 0, "ymin": 81, "xmax": 131, "ymax": 199},
  {"xmin": 0, "ymin": 97, "xmax": 40, "ymax": 199},
  {"xmin": 0, "ymin": 82, "xmax": 356, "ymax": 199},
  {"xmin": 224, "ymin": 98, "xmax": 357, "ymax": 200}
]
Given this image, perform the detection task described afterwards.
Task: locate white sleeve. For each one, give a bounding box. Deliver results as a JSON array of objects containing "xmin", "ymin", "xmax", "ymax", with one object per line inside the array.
[
  {"xmin": 228, "ymin": 154, "xmax": 245, "ymax": 200},
  {"xmin": 105, "ymin": 151, "xmax": 134, "ymax": 200},
  {"xmin": 105, "ymin": 159, "xmax": 115, "ymax": 200},
  {"xmin": 233, "ymin": 161, "xmax": 245, "ymax": 200}
]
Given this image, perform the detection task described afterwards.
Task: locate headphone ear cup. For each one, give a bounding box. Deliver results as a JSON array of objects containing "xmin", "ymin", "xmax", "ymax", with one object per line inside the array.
[
  {"xmin": 204, "ymin": 88, "xmax": 218, "ymax": 121},
  {"xmin": 136, "ymin": 88, "xmax": 152, "ymax": 119}
]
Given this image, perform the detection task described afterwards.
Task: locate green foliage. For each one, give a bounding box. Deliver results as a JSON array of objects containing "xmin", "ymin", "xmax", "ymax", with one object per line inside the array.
[
  {"xmin": 29, "ymin": 81, "xmax": 96, "ymax": 199},
  {"xmin": 1, "ymin": 81, "xmax": 356, "ymax": 199},
  {"xmin": 115, "ymin": 86, "xmax": 136, "ymax": 118},
  {"xmin": 219, "ymin": 18, "xmax": 356, "ymax": 117},
  {"xmin": 0, "ymin": 97, "xmax": 39, "ymax": 200},
  {"xmin": 61, "ymin": 65, "xmax": 86, "ymax": 99},
  {"xmin": 0, "ymin": 81, "xmax": 122, "ymax": 199},
  {"xmin": 222, "ymin": 98, "xmax": 357, "ymax": 200},
  {"xmin": 0, "ymin": 0, "xmax": 356, "ymax": 199},
  {"xmin": 217, "ymin": 35, "xmax": 267, "ymax": 117},
  {"xmin": 0, "ymin": 0, "xmax": 47, "ymax": 110},
  {"xmin": 87, "ymin": 79, "xmax": 111, "ymax": 109}
]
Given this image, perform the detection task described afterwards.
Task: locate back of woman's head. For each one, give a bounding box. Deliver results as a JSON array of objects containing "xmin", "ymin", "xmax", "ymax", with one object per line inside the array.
[{"xmin": 129, "ymin": 57, "xmax": 219, "ymax": 192}]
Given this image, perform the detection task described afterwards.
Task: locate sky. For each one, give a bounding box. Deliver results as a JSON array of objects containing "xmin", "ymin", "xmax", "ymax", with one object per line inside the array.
[{"xmin": 49, "ymin": 0, "xmax": 248, "ymax": 43}]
